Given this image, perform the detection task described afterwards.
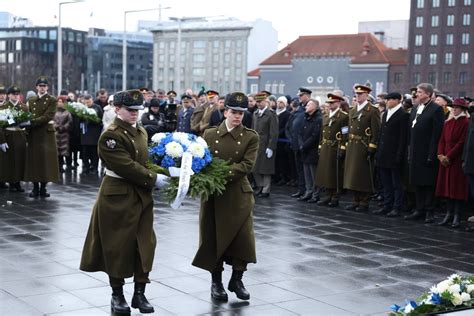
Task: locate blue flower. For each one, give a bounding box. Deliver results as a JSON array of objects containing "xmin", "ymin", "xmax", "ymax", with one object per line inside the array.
[
  {"xmin": 431, "ymin": 293, "xmax": 442, "ymax": 305},
  {"xmin": 192, "ymin": 157, "xmax": 206, "ymax": 173},
  {"xmin": 390, "ymin": 304, "xmax": 401, "ymax": 312},
  {"xmin": 161, "ymin": 155, "xmax": 176, "ymax": 168}
]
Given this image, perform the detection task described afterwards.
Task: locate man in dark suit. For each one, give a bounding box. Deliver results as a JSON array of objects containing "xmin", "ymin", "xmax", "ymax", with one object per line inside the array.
[
  {"xmin": 373, "ymin": 92, "xmax": 409, "ymax": 217},
  {"xmin": 405, "ymin": 83, "xmax": 445, "ymax": 222},
  {"xmin": 177, "ymin": 94, "xmax": 194, "ymax": 133}
]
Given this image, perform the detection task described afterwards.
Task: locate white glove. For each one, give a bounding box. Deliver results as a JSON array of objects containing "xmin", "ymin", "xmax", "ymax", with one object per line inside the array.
[
  {"xmin": 0, "ymin": 143, "xmax": 8, "ymax": 153},
  {"xmin": 168, "ymin": 166, "xmax": 195, "ymax": 177},
  {"xmin": 155, "ymin": 174, "xmax": 170, "ymax": 189},
  {"xmin": 265, "ymin": 148, "xmax": 273, "ymax": 159}
]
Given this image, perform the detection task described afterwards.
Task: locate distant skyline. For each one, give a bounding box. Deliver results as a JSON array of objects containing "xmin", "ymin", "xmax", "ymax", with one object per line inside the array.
[{"xmin": 2, "ymin": 0, "xmax": 411, "ymax": 48}]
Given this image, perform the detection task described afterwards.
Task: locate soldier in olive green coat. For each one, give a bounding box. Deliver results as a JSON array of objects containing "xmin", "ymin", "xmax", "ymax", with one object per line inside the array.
[
  {"xmin": 315, "ymin": 92, "xmax": 349, "ymax": 207},
  {"xmin": 192, "ymin": 92, "xmax": 259, "ymax": 302},
  {"xmin": 0, "ymin": 86, "xmax": 28, "ymax": 192},
  {"xmin": 24, "ymin": 76, "xmax": 59, "ymax": 197},
  {"xmin": 343, "ymin": 84, "xmax": 381, "ymax": 211},
  {"xmin": 80, "ymin": 90, "xmax": 169, "ymax": 315}
]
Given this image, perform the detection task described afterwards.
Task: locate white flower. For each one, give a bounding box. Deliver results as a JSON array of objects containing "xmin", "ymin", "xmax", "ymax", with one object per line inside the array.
[
  {"xmin": 448, "ymin": 274, "xmax": 462, "ymax": 283},
  {"xmin": 404, "ymin": 303, "xmax": 415, "ymax": 313},
  {"xmin": 437, "ymin": 280, "xmax": 451, "ymax": 294},
  {"xmin": 151, "ymin": 133, "xmax": 167, "ymax": 144},
  {"xmin": 196, "ymin": 136, "xmax": 209, "ymax": 148},
  {"xmin": 451, "ymin": 293, "xmax": 463, "ymax": 306},
  {"xmin": 187, "ymin": 142, "xmax": 205, "ymax": 158},
  {"xmin": 449, "ymin": 284, "xmax": 461, "ymax": 294},
  {"xmin": 165, "ymin": 141, "xmax": 184, "ymax": 158},
  {"xmin": 430, "ymin": 285, "xmax": 439, "ymax": 294},
  {"xmin": 467, "ymin": 284, "xmax": 474, "ymax": 294},
  {"xmin": 461, "ymin": 292, "xmax": 471, "ymax": 302},
  {"xmin": 86, "ymin": 108, "xmax": 97, "ymax": 116},
  {"xmin": 172, "ymin": 132, "xmax": 191, "ymax": 147}
]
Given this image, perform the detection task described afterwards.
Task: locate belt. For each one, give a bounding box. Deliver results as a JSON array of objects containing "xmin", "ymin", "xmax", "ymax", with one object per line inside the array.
[
  {"xmin": 105, "ymin": 168, "xmax": 123, "ymax": 179},
  {"xmin": 5, "ymin": 127, "xmax": 22, "ymax": 131}
]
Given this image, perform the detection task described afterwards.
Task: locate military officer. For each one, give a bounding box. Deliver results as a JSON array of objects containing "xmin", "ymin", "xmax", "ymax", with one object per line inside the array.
[
  {"xmin": 191, "ymin": 90, "xmax": 208, "ymax": 135},
  {"xmin": 192, "ymin": 92, "xmax": 259, "ymax": 302},
  {"xmin": 343, "ymin": 84, "xmax": 381, "ymax": 211},
  {"xmin": 0, "ymin": 86, "xmax": 29, "ymax": 192},
  {"xmin": 199, "ymin": 90, "xmax": 220, "ymax": 133},
  {"xmin": 24, "ymin": 76, "xmax": 59, "ymax": 197},
  {"xmin": 80, "ymin": 89, "xmax": 169, "ymax": 314},
  {"xmin": 177, "ymin": 93, "xmax": 194, "ymax": 133},
  {"xmin": 315, "ymin": 92, "xmax": 349, "ymax": 207}
]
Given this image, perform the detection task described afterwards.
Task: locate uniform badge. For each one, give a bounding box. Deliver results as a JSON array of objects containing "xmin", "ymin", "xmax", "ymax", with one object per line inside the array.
[{"xmin": 105, "ymin": 139, "xmax": 116, "ymax": 149}]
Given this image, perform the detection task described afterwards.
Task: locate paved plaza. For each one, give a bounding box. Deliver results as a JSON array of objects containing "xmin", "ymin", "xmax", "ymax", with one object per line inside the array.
[{"xmin": 1, "ymin": 172, "xmax": 474, "ymax": 315}]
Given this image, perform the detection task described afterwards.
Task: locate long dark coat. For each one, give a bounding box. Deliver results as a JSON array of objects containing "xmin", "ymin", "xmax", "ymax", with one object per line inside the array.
[
  {"xmin": 190, "ymin": 103, "xmax": 206, "ymax": 135},
  {"xmin": 436, "ymin": 116, "xmax": 469, "ymax": 200},
  {"xmin": 80, "ymin": 104, "xmax": 103, "ymax": 146},
  {"xmin": 53, "ymin": 108, "xmax": 72, "ymax": 156},
  {"xmin": 315, "ymin": 109, "xmax": 349, "ymax": 189},
  {"xmin": 24, "ymin": 93, "xmax": 59, "ymax": 182},
  {"xmin": 177, "ymin": 107, "xmax": 194, "ymax": 133},
  {"xmin": 80, "ymin": 117, "xmax": 157, "ymax": 278},
  {"xmin": 375, "ymin": 107, "xmax": 409, "ymax": 168},
  {"xmin": 462, "ymin": 115, "xmax": 474, "ymax": 175},
  {"xmin": 344, "ymin": 103, "xmax": 381, "ymax": 192},
  {"xmin": 252, "ymin": 108, "xmax": 278, "ymax": 174},
  {"xmin": 192, "ymin": 123, "xmax": 259, "ymax": 272},
  {"xmin": 298, "ymin": 109, "xmax": 322, "ymax": 164},
  {"xmin": 0, "ymin": 101, "xmax": 28, "ymax": 182},
  {"xmin": 408, "ymin": 100, "xmax": 445, "ymax": 186}
]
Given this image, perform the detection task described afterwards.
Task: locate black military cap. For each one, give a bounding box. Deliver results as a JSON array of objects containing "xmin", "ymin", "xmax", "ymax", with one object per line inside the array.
[
  {"xmin": 181, "ymin": 94, "xmax": 192, "ymax": 100},
  {"xmin": 149, "ymin": 98, "xmax": 160, "ymax": 108},
  {"xmin": 225, "ymin": 92, "xmax": 248, "ymax": 111},
  {"xmin": 465, "ymin": 96, "xmax": 473, "ymax": 102},
  {"xmin": 436, "ymin": 93, "xmax": 452, "ymax": 105},
  {"xmin": 35, "ymin": 76, "xmax": 49, "ymax": 86},
  {"xmin": 167, "ymin": 90, "xmax": 177, "ymax": 97},
  {"xmin": 297, "ymin": 87, "xmax": 312, "ymax": 96},
  {"xmin": 384, "ymin": 92, "xmax": 402, "ymax": 100},
  {"xmin": 0, "ymin": 86, "xmax": 6, "ymax": 94},
  {"xmin": 113, "ymin": 89, "xmax": 144, "ymax": 110},
  {"xmin": 7, "ymin": 85, "xmax": 21, "ymax": 94}
]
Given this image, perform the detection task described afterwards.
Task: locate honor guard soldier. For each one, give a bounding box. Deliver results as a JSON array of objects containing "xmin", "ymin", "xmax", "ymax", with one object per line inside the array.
[
  {"xmin": 0, "ymin": 86, "xmax": 29, "ymax": 192},
  {"xmin": 80, "ymin": 89, "xmax": 170, "ymax": 314},
  {"xmin": 343, "ymin": 84, "xmax": 381, "ymax": 211},
  {"xmin": 315, "ymin": 92, "xmax": 349, "ymax": 207},
  {"xmin": 192, "ymin": 92, "xmax": 259, "ymax": 302},
  {"xmin": 24, "ymin": 76, "xmax": 60, "ymax": 197}
]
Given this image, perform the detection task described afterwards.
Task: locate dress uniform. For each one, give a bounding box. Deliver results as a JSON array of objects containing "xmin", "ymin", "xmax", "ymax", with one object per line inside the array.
[
  {"xmin": 192, "ymin": 92, "xmax": 259, "ymax": 302},
  {"xmin": 0, "ymin": 86, "xmax": 28, "ymax": 192},
  {"xmin": 80, "ymin": 89, "xmax": 169, "ymax": 314},
  {"xmin": 24, "ymin": 76, "xmax": 60, "ymax": 197},
  {"xmin": 199, "ymin": 90, "xmax": 220, "ymax": 133},
  {"xmin": 177, "ymin": 94, "xmax": 194, "ymax": 133},
  {"xmin": 0, "ymin": 86, "xmax": 7, "ymax": 190},
  {"xmin": 315, "ymin": 93, "xmax": 349, "ymax": 207},
  {"xmin": 343, "ymin": 84, "xmax": 381, "ymax": 211}
]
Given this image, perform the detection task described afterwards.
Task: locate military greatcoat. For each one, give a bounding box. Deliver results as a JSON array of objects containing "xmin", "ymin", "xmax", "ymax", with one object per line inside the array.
[
  {"xmin": 315, "ymin": 109, "xmax": 349, "ymax": 189},
  {"xmin": 343, "ymin": 102, "xmax": 381, "ymax": 193},
  {"xmin": 0, "ymin": 101, "xmax": 28, "ymax": 182},
  {"xmin": 24, "ymin": 94, "xmax": 59, "ymax": 182},
  {"xmin": 80, "ymin": 117, "xmax": 158, "ymax": 279},
  {"xmin": 192, "ymin": 122, "xmax": 259, "ymax": 272},
  {"xmin": 252, "ymin": 108, "xmax": 278, "ymax": 175}
]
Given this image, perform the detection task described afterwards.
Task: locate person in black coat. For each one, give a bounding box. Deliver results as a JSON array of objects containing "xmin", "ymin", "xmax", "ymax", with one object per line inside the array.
[
  {"xmin": 374, "ymin": 92, "xmax": 409, "ymax": 217},
  {"xmin": 297, "ymin": 99, "xmax": 322, "ymax": 202},
  {"xmin": 462, "ymin": 113, "xmax": 474, "ymax": 199},
  {"xmin": 176, "ymin": 94, "xmax": 195, "ymax": 133},
  {"xmin": 209, "ymin": 96, "xmax": 226, "ymax": 127},
  {"xmin": 80, "ymin": 95, "xmax": 104, "ymax": 174},
  {"xmin": 141, "ymin": 98, "xmax": 167, "ymax": 142},
  {"xmin": 275, "ymin": 96, "xmax": 292, "ymax": 185},
  {"xmin": 405, "ymin": 83, "xmax": 445, "ymax": 222}
]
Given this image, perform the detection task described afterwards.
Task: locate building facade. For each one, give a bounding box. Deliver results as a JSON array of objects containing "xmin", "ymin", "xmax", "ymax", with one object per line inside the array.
[
  {"xmin": 358, "ymin": 20, "xmax": 409, "ymax": 49},
  {"xmin": 407, "ymin": 0, "xmax": 473, "ymax": 96}
]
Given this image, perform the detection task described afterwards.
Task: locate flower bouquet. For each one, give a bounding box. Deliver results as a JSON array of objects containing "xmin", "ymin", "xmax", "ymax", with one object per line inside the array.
[
  {"xmin": 147, "ymin": 132, "xmax": 230, "ymax": 208},
  {"xmin": 390, "ymin": 274, "xmax": 474, "ymax": 315},
  {"xmin": 0, "ymin": 108, "xmax": 32, "ymax": 127},
  {"xmin": 65, "ymin": 102, "xmax": 101, "ymax": 123}
]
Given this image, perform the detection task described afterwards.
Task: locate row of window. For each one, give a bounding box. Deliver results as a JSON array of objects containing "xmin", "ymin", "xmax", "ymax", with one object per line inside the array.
[
  {"xmin": 158, "ymin": 39, "xmax": 243, "ymax": 50},
  {"xmin": 414, "ymin": 33, "xmax": 470, "ymax": 46},
  {"xmin": 410, "ymin": 72, "xmax": 468, "ymax": 85},
  {"xmin": 155, "ymin": 80, "xmax": 242, "ymax": 93},
  {"xmin": 157, "ymin": 53, "xmax": 243, "ymax": 65},
  {"xmin": 417, "ymin": 0, "xmax": 472, "ymax": 8},
  {"xmin": 155, "ymin": 67, "xmax": 242, "ymax": 78},
  {"xmin": 415, "ymin": 14, "xmax": 471, "ymax": 27},
  {"xmin": 414, "ymin": 52, "xmax": 469, "ymax": 64}
]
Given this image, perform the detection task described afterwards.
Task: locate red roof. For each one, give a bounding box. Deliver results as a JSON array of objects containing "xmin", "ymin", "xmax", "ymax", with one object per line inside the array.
[
  {"xmin": 260, "ymin": 33, "xmax": 407, "ymax": 66},
  {"xmin": 247, "ymin": 68, "xmax": 260, "ymax": 77}
]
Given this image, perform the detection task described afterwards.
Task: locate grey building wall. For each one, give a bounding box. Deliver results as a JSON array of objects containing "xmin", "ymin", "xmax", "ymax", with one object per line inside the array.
[{"xmin": 358, "ymin": 20, "xmax": 409, "ymax": 49}]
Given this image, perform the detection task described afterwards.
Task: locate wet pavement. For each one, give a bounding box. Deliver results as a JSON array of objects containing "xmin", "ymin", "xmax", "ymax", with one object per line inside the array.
[{"xmin": 1, "ymin": 172, "xmax": 474, "ymax": 315}]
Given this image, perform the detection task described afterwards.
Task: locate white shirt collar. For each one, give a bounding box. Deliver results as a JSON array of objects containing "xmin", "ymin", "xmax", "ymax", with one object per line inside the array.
[
  {"xmin": 329, "ymin": 108, "xmax": 340, "ymax": 118},
  {"xmin": 386, "ymin": 103, "xmax": 402, "ymax": 122},
  {"xmin": 10, "ymin": 100, "xmax": 19, "ymax": 107},
  {"xmin": 38, "ymin": 92, "xmax": 47, "ymax": 98},
  {"xmin": 258, "ymin": 106, "xmax": 267, "ymax": 115},
  {"xmin": 357, "ymin": 100, "xmax": 368, "ymax": 112},
  {"xmin": 225, "ymin": 119, "xmax": 235, "ymax": 132},
  {"xmin": 453, "ymin": 112, "xmax": 467, "ymax": 120}
]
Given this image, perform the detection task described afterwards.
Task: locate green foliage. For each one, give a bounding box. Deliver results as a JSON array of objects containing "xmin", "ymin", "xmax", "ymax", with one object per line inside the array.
[
  {"xmin": 65, "ymin": 103, "xmax": 101, "ymax": 123},
  {"xmin": 0, "ymin": 108, "xmax": 31, "ymax": 127}
]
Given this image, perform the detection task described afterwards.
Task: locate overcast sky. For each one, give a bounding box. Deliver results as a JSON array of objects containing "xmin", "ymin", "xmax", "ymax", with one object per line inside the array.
[{"xmin": 3, "ymin": 0, "xmax": 411, "ymax": 47}]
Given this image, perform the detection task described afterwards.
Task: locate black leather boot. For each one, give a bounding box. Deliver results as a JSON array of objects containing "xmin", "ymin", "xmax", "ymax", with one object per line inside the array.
[
  {"xmin": 452, "ymin": 203, "xmax": 461, "ymax": 228},
  {"xmin": 297, "ymin": 192, "xmax": 312, "ymax": 201},
  {"xmin": 111, "ymin": 286, "xmax": 131, "ymax": 315},
  {"xmin": 29, "ymin": 182, "xmax": 39, "ymax": 198},
  {"xmin": 210, "ymin": 271, "xmax": 228, "ymax": 302},
  {"xmin": 404, "ymin": 209, "xmax": 423, "ymax": 220},
  {"xmin": 228, "ymin": 270, "xmax": 250, "ymax": 300},
  {"xmin": 424, "ymin": 210, "xmax": 434, "ymax": 223},
  {"xmin": 39, "ymin": 182, "xmax": 50, "ymax": 197},
  {"xmin": 131, "ymin": 283, "xmax": 154, "ymax": 313}
]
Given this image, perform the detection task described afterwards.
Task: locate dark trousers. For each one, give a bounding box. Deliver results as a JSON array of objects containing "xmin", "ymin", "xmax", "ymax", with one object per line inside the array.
[
  {"xmin": 275, "ymin": 142, "xmax": 291, "ymax": 182},
  {"xmin": 212, "ymin": 257, "xmax": 248, "ymax": 273},
  {"xmin": 82, "ymin": 145, "xmax": 99, "ymax": 172},
  {"xmin": 379, "ymin": 167, "xmax": 406, "ymax": 211},
  {"xmin": 108, "ymin": 248, "xmax": 150, "ymax": 287},
  {"xmin": 469, "ymin": 175, "xmax": 474, "ymax": 199},
  {"xmin": 293, "ymin": 149, "xmax": 305, "ymax": 193},
  {"xmin": 414, "ymin": 185, "xmax": 435, "ymax": 213}
]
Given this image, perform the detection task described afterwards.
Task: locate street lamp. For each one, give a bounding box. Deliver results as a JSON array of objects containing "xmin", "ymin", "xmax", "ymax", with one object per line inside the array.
[{"xmin": 58, "ymin": 0, "xmax": 84, "ymax": 94}]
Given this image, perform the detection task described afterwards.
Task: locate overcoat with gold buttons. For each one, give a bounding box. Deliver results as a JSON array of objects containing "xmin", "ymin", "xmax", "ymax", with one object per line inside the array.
[
  {"xmin": 192, "ymin": 122, "xmax": 259, "ymax": 272},
  {"xmin": 24, "ymin": 94, "xmax": 59, "ymax": 182},
  {"xmin": 343, "ymin": 103, "xmax": 380, "ymax": 193},
  {"xmin": 80, "ymin": 117, "xmax": 158, "ymax": 279},
  {"xmin": 0, "ymin": 101, "xmax": 28, "ymax": 182},
  {"xmin": 315, "ymin": 109, "xmax": 349, "ymax": 189}
]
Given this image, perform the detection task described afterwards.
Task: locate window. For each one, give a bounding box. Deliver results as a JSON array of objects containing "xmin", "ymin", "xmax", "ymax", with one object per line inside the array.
[
  {"xmin": 8, "ymin": 52, "xmax": 13, "ymax": 63},
  {"xmin": 414, "ymin": 53, "xmax": 422, "ymax": 64},
  {"xmin": 39, "ymin": 30, "xmax": 47, "ymax": 39},
  {"xmin": 465, "ymin": 0, "xmax": 472, "ymax": 5},
  {"xmin": 250, "ymin": 84, "xmax": 258, "ymax": 93},
  {"xmin": 429, "ymin": 53, "xmax": 437, "ymax": 64},
  {"xmin": 417, "ymin": 0, "xmax": 424, "ymax": 8},
  {"xmin": 428, "ymin": 72, "xmax": 437, "ymax": 85},
  {"xmin": 193, "ymin": 54, "xmax": 205, "ymax": 62},
  {"xmin": 68, "ymin": 32, "xmax": 74, "ymax": 42},
  {"xmin": 416, "ymin": 16, "xmax": 424, "ymax": 27},
  {"xmin": 447, "ymin": 15, "xmax": 455, "ymax": 26},
  {"xmin": 446, "ymin": 33, "xmax": 454, "ymax": 45},
  {"xmin": 394, "ymin": 72, "xmax": 402, "ymax": 84},
  {"xmin": 225, "ymin": 40, "xmax": 231, "ymax": 48},
  {"xmin": 461, "ymin": 33, "xmax": 470, "ymax": 44},
  {"xmin": 459, "ymin": 72, "xmax": 468, "ymax": 85},
  {"xmin": 169, "ymin": 41, "xmax": 175, "ymax": 49},
  {"xmin": 0, "ymin": 53, "xmax": 5, "ymax": 63},
  {"xmin": 415, "ymin": 35, "xmax": 423, "ymax": 46},
  {"xmin": 0, "ymin": 40, "xmax": 5, "ymax": 51},
  {"xmin": 224, "ymin": 54, "xmax": 230, "ymax": 62},
  {"xmin": 445, "ymin": 52, "xmax": 453, "ymax": 64},
  {"xmin": 463, "ymin": 14, "xmax": 471, "ymax": 25},
  {"xmin": 443, "ymin": 72, "xmax": 451, "ymax": 84},
  {"xmin": 159, "ymin": 55, "xmax": 165, "ymax": 63},
  {"xmin": 236, "ymin": 40, "xmax": 242, "ymax": 48},
  {"xmin": 193, "ymin": 68, "xmax": 205, "ymax": 76},
  {"xmin": 159, "ymin": 42, "xmax": 165, "ymax": 49},
  {"xmin": 432, "ymin": 0, "xmax": 440, "ymax": 6},
  {"xmin": 430, "ymin": 34, "xmax": 438, "ymax": 45},
  {"xmin": 213, "ymin": 40, "xmax": 219, "ymax": 48},
  {"xmin": 213, "ymin": 68, "xmax": 218, "ymax": 76},
  {"xmin": 224, "ymin": 68, "xmax": 230, "ymax": 76},
  {"xmin": 15, "ymin": 39, "xmax": 21, "ymax": 50},
  {"xmin": 413, "ymin": 72, "xmax": 421, "ymax": 84},
  {"xmin": 461, "ymin": 52, "xmax": 469, "ymax": 64},
  {"xmin": 49, "ymin": 30, "xmax": 57, "ymax": 40},
  {"xmin": 448, "ymin": 0, "xmax": 456, "ymax": 6},
  {"xmin": 432, "ymin": 15, "xmax": 439, "ymax": 27},
  {"xmin": 193, "ymin": 41, "xmax": 205, "ymax": 49},
  {"xmin": 236, "ymin": 53, "xmax": 242, "ymax": 63}
]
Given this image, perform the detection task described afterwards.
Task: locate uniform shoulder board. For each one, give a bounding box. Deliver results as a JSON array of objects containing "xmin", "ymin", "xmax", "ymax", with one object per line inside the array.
[
  {"xmin": 244, "ymin": 126, "xmax": 258, "ymax": 135},
  {"xmin": 340, "ymin": 110, "xmax": 348, "ymax": 115},
  {"xmin": 371, "ymin": 104, "xmax": 378, "ymax": 108},
  {"xmin": 107, "ymin": 124, "xmax": 118, "ymax": 131}
]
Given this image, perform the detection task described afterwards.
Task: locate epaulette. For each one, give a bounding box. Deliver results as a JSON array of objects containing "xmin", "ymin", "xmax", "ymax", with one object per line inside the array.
[
  {"xmin": 341, "ymin": 110, "xmax": 348, "ymax": 115},
  {"xmin": 107, "ymin": 124, "xmax": 118, "ymax": 131},
  {"xmin": 243, "ymin": 126, "xmax": 258, "ymax": 135}
]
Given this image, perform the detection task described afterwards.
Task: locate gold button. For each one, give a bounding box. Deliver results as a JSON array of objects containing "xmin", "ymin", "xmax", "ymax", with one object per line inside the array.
[
  {"xmin": 148, "ymin": 173, "xmax": 152, "ymax": 178},
  {"xmin": 235, "ymin": 151, "xmax": 239, "ymax": 154},
  {"xmin": 132, "ymin": 139, "xmax": 135, "ymax": 142},
  {"xmin": 237, "ymin": 141, "xmax": 241, "ymax": 145},
  {"xmin": 229, "ymin": 170, "xmax": 232, "ymax": 174},
  {"xmin": 215, "ymin": 150, "xmax": 219, "ymax": 154},
  {"xmin": 124, "ymin": 131, "xmax": 127, "ymax": 134},
  {"xmin": 136, "ymin": 150, "xmax": 139, "ymax": 153},
  {"xmin": 217, "ymin": 131, "xmax": 220, "ymax": 134},
  {"xmin": 240, "ymin": 133, "xmax": 243, "ymax": 136},
  {"xmin": 215, "ymin": 140, "xmax": 219, "ymax": 143}
]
